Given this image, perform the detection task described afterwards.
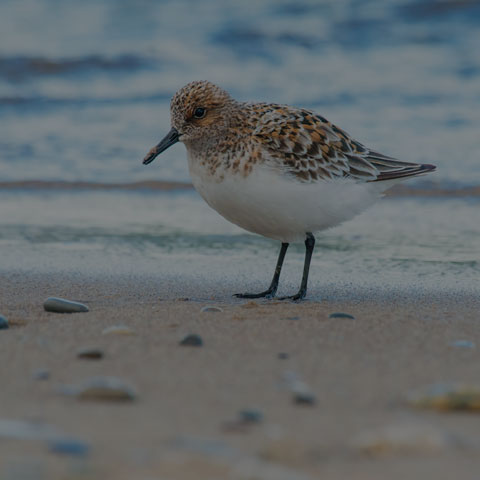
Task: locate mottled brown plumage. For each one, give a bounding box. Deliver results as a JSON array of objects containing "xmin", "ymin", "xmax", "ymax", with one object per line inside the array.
[{"xmin": 162, "ymin": 81, "xmax": 435, "ymax": 184}]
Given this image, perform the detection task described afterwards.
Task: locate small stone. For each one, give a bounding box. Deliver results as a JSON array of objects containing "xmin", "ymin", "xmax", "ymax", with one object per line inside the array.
[
  {"xmin": 48, "ymin": 437, "xmax": 90, "ymax": 456},
  {"xmin": 102, "ymin": 325, "xmax": 136, "ymax": 335},
  {"xmin": 407, "ymin": 383, "xmax": 480, "ymax": 411},
  {"xmin": 32, "ymin": 368, "xmax": 50, "ymax": 380},
  {"xmin": 450, "ymin": 340, "xmax": 475, "ymax": 349},
  {"xmin": 277, "ymin": 352, "xmax": 289, "ymax": 359},
  {"xmin": 77, "ymin": 347, "xmax": 104, "ymax": 360},
  {"xmin": 286, "ymin": 316, "xmax": 299, "ymax": 321},
  {"xmin": 201, "ymin": 306, "xmax": 223, "ymax": 313},
  {"xmin": 43, "ymin": 297, "xmax": 89, "ymax": 313},
  {"xmin": 329, "ymin": 312, "xmax": 355, "ymax": 319},
  {"xmin": 221, "ymin": 409, "xmax": 264, "ymax": 433},
  {"xmin": 0, "ymin": 315, "xmax": 9, "ymax": 330},
  {"xmin": 180, "ymin": 334, "xmax": 203, "ymax": 347},
  {"xmin": 283, "ymin": 371, "xmax": 316, "ymax": 406},
  {"xmin": 293, "ymin": 391, "xmax": 316, "ymax": 405},
  {"xmin": 238, "ymin": 409, "xmax": 263, "ymax": 424},
  {"xmin": 65, "ymin": 376, "xmax": 137, "ymax": 402}
]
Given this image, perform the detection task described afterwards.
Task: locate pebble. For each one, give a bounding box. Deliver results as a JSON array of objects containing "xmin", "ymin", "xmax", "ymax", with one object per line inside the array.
[
  {"xmin": 102, "ymin": 325, "xmax": 136, "ymax": 335},
  {"xmin": 77, "ymin": 347, "xmax": 104, "ymax": 360},
  {"xmin": 64, "ymin": 376, "xmax": 137, "ymax": 402},
  {"xmin": 293, "ymin": 391, "xmax": 317, "ymax": 405},
  {"xmin": 32, "ymin": 368, "xmax": 50, "ymax": 381},
  {"xmin": 328, "ymin": 312, "xmax": 355, "ymax": 319},
  {"xmin": 48, "ymin": 437, "xmax": 90, "ymax": 457},
  {"xmin": 407, "ymin": 383, "xmax": 480, "ymax": 411},
  {"xmin": 277, "ymin": 352, "xmax": 289, "ymax": 360},
  {"xmin": 43, "ymin": 297, "xmax": 89, "ymax": 313},
  {"xmin": 180, "ymin": 334, "xmax": 203, "ymax": 347},
  {"xmin": 283, "ymin": 371, "xmax": 316, "ymax": 406},
  {"xmin": 286, "ymin": 316, "xmax": 299, "ymax": 321},
  {"xmin": 0, "ymin": 315, "xmax": 9, "ymax": 329},
  {"xmin": 238, "ymin": 409, "xmax": 263, "ymax": 424},
  {"xmin": 351, "ymin": 422, "xmax": 458, "ymax": 454},
  {"xmin": 201, "ymin": 306, "xmax": 223, "ymax": 313}
]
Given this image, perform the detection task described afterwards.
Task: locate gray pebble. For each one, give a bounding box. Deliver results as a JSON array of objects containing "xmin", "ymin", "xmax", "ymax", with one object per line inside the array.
[
  {"xmin": 32, "ymin": 368, "xmax": 50, "ymax": 381},
  {"xmin": 64, "ymin": 376, "xmax": 137, "ymax": 402},
  {"xmin": 201, "ymin": 306, "xmax": 223, "ymax": 313},
  {"xmin": 77, "ymin": 347, "xmax": 104, "ymax": 360},
  {"xmin": 294, "ymin": 391, "xmax": 317, "ymax": 405},
  {"xmin": 239, "ymin": 409, "xmax": 263, "ymax": 424},
  {"xmin": 48, "ymin": 437, "xmax": 90, "ymax": 456},
  {"xmin": 329, "ymin": 312, "xmax": 355, "ymax": 319},
  {"xmin": 43, "ymin": 297, "xmax": 89, "ymax": 313},
  {"xmin": 283, "ymin": 371, "xmax": 316, "ymax": 406},
  {"xmin": 180, "ymin": 334, "xmax": 203, "ymax": 347},
  {"xmin": 0, "ymin": 315, "xmax": 9, "ymax": 330},
  {"xmin": 278, "ymin": 352, "xmax": 289, "ymax": 360}
]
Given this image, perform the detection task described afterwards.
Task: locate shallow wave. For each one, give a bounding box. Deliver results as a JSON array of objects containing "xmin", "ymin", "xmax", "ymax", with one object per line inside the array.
[
  {"xmin": 398, "ymin": 0, "xmax": 480, "ymax": 20},
  {"xmin": 0, "ymin": 92, "xmax": 170, "ymax": 107},
  {"xmin": 0, "ymin": 54, "xmax": 153, "ymax": 81}
]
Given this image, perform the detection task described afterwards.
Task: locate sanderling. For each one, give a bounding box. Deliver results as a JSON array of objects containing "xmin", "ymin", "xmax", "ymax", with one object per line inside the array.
[{"xmin": 143, "ymin": 81, "xmax": 436, "ymax": 300}]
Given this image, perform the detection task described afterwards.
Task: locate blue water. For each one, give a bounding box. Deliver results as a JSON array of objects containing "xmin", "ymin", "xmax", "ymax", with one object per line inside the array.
[{"xmin": 0, "ymin": 0, "xmax": 479, "ymax": 297}]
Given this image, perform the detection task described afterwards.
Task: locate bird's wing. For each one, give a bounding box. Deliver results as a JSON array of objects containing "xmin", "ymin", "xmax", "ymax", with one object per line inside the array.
[{"xmin": 251, "ymin": 104, "xmax": 434, "ymax": 183}]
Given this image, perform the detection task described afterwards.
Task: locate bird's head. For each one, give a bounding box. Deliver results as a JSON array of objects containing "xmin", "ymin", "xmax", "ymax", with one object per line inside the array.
[{"xmin": 143, "ymin": 80, "xmax": 234, "ymax": 164}]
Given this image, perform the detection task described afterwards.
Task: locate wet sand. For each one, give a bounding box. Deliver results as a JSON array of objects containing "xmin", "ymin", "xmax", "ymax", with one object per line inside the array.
[{"xmin": 1, "ymin": 271, "xmax": 480, "ymax": 479}]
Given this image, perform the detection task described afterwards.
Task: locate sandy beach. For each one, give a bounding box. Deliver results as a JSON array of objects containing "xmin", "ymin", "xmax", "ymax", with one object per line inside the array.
[
  {"xmin": 2, "ymin": 0, "xmax": 480, "ymax": 478},
  {"xmin": 1, "ymin": 271, "xmax": 480, "ymax": 480}
]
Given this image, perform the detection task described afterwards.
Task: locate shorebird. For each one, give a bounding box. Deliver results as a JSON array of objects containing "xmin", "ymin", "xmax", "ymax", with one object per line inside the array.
[{"xmin": 143, "ymin": 81, "xmax": 436, "ymax": 300}]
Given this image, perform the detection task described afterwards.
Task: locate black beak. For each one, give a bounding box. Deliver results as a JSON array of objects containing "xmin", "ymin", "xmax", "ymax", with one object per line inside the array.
[{"xmin": 143, "ymin": 127, "xmax": 180, "ymax": 165}]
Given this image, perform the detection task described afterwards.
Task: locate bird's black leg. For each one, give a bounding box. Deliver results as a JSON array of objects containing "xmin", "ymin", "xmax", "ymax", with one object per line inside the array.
[
  {"xmin": 234, "ymin": 242, "xmax": 289, "ymax": 299},
  {"xmin": 279, "ymin": 232, "xmax": 315, "ymax": 301}
]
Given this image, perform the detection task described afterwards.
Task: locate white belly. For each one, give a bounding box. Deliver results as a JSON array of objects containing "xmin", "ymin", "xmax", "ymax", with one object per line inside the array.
[{"xmin": 189, "ymin": 162, "xmax": 381, "ymax": 243}]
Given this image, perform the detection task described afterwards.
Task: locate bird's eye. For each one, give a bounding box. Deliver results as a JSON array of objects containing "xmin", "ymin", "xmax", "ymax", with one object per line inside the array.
[{"xmin": 193, "ymin": 107, "xmax": 206, "ymax": 119}]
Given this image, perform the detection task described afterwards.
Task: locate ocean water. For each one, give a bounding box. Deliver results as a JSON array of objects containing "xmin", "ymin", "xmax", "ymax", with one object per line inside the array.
[{"xmin": 0, "ymin": 0, "xmax": 479, "ymax": 299}]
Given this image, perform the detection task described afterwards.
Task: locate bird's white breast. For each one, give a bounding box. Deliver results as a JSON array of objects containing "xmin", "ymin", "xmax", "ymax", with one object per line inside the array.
[{"xmin": 187, "ymin": 152, "xmax": 381, "ymax": 243}]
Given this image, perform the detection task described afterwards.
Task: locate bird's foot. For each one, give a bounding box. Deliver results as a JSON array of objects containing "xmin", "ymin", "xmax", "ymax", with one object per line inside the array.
[
  {"xmin": 233, "ymin": 289, "xmax": 276, "ymax": 299},
  {"xmin": 277, "ymin": 290, "xmax": 307, "ymax": 302}
]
